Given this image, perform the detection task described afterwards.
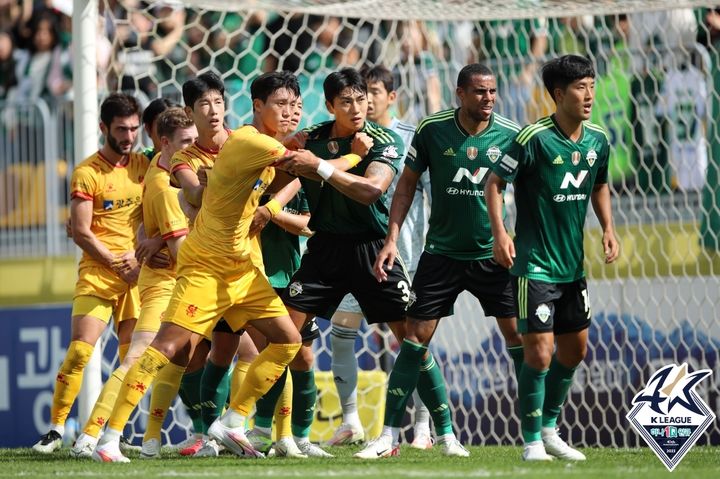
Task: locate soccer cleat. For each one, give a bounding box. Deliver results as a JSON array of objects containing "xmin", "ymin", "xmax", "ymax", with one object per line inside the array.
[
  {"xmin": 353, "ymin": 435, "xmax": 400, "ymax": 459},
  {"xmin": 172, "ymin": 435, "xmax": 200, "ymax": 451},
  {"xmin": 296, "ymin": 440, "xmax": 334, "ymax": 458},
  {"xmin": 193, "ymin": 438, "xmax": 221, "ymax": 457},
  {"xmin": 440, "ymin": 438, "xmax": 470, "ymax": 457},
  {"xmin": 32, "ymin": 430, "xmax": 63, "ymax": 454},
  {"xmin": 325, "ymin": 423, "xmax": 365, "ymax": 446},
  {"xmin": 410, "ymin": 429, "xmax": 434, "ymax": 450},
  {"xmin": 119, "ymin": 435, "xmax": 141, "ymax": 452},
  {"xmin": 208, "ymin": 420, "xmax": 265, "ymax": 458},
  {"xmin": 70, "ymin": 433, "xmax": 98, "ymax": 458},
  {"xmin": 246, "ymin": 428, "xmax": 273, "ymax": 455},
  {"xmin": 140, "ymin": 438, "xmax": 161, "ymax": 459},
  {"xmin": 179, "ymin": 436, "xmax": 205, "ymax": 456},
  {"xmin": 274, "ymin": 437, "xmax": 308, "ymax": 458},
  {"xmin": 542, "ymin": 432, "xmax": 586, "ymax": 461},
  {"xmin": 92, "ymin": 440, "xmax": 130, "ymax": 463},
  {"xmin": 522, "ymin": 441, "xmax": 554, "ymax": 461}
]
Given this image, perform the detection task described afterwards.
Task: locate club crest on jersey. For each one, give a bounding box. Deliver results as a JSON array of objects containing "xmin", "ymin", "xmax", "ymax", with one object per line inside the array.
[
  {"xmin": 327, "ymin": 141, "xmax": 339, "ymax": 155},
  {"xmin": 627, "ymin": 363, "xmax": 715, "ymax": 471},
  {"xmin": 382, "ymin": 145, "xmax": 399, "ymax": 159},
  {"xmin": 466, "ymin": 146, "xmax": 478, "ymax": 160},
  {"xmin": 571, "ymin": 151, "xmax": 581, "ymax": 166},
  {"xmin": 586, "ymin": 149, "xmax": 597, "ymax": 167},
  {"xmin": 535, "ymin": 304, "xmax": 551, "ymax": 323},
  {"xmin": 289, "ymin": 281, "xmax": 303, "ymax": 298},
  {"xmin": 485, "ymin": 146, "xmax": 500, "ymax": 163}
]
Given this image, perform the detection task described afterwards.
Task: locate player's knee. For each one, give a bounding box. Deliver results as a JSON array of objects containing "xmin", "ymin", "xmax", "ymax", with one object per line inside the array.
[
  {"xmin": 290, "ymin": 344, "xmax": 313, "ymax": 370},
  {"xmin": 523, "ymin": 343, "xmax": 552, "ymax": 370}
]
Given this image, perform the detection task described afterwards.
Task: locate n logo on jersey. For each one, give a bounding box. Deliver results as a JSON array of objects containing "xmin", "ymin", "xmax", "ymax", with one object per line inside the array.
[
  {"xmin": 485, "ymin": 146, "xmax": 501, "ymax": 163},
  {"xmin": 586, "ymin": 149, "xmax": 597, "ymax": 167},
  {"xmin": 452, "ymin": 167, "xmax": 489, "ymax": 184},
  {"xmin": 466, "ymin": 146, "xmax": 478, "ymax": 160},
  {"xmin": 560, "ymin": 170, "xmax": 589, "ymax": 189}
]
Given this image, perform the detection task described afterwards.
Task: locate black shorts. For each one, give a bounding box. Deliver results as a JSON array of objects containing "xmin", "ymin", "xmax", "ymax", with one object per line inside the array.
[
  {"xmin": 281, "ymin": 232, "xmax": 412, "ymax": 324},
  {"xmin": 408, "ymin": 252, "xmax": 516, "ymax": 320},
  {"xmin": 512, "ymin": 276, "xmax": 591, "ymax": 335},
  {"xmin": 272, "ymin": 287, "xmax": 321, "ymax": 342},
  {"xmin": 213, "ymin": 318, "xmax": 245, "ymax": 336}
]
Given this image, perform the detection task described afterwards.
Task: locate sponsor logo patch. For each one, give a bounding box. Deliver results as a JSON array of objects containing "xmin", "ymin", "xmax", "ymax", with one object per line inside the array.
[
  {"xmin": 382, "ymin": 145, "xmax": 399, "ymax": 159},
  {"xmin": 485, "ymin": 146, "xmax": 501, "ymax": 163},
  {"xmin": 443, "ymin": 147, "xmax": 455, "ymax": 156}
]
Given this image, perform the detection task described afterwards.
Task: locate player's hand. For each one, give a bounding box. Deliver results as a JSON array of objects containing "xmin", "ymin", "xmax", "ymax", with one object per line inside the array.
[
  {"xmin": 118, "ymin": 264, "xmax": 140, "ymax": 285},
  {"xmin": 65, "ymin": 216, "xmax": 72, "ymax": 238},
  {"xmin": 178, "ymin": 190, "xmax": 199, "ymax": 223},
  {"xmin": 197, "ymin": 166, "xmax": 211, "ymax": 187},
  {"xmin": 112, "ymin": 252, "xmax": 139, "ymax": 284},
  {"xmin": 249, "ymin": 206, "xmax": 272, "ymax": 237},
  {"xmin": 276, "ymin": 150, "xmax": 321, "ymax": 178},
  {"xmin": 493, "ymin": 231, "xmax": 515, "ymax": 269},
  {"xmin": 135, "ymin": 236, "xmax": 164, "ymax": 264},
  {"xmin": 373, "ymin": 240, "xmax": 398, "ymax": 282},
  {"xmin": 283, "ymin": 131, "xmax": 308, "ymax": 151},
  {"xmin": 602, "ymin": 229, "xmax": 620, "ymax": 264},
  {"xmin": 351, "ymin": 132, "xmax": 373, "ymax": 158},
  {"xmin": 147, "ymin": 251, "xmax": 172, "ymax": 269}
]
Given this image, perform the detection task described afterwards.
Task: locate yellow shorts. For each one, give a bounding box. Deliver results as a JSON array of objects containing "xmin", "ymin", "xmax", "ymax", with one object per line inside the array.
[
  {"xmin": 73, "ymin": 266, "xmax": 140, "ymax": 322},
  {"xmin": 135, "ymin": 265, "xmax": 176, "ymax": 333},
  {"xmin": 164, "ymin": 251, "xmax": 287, "ymax": 339}
]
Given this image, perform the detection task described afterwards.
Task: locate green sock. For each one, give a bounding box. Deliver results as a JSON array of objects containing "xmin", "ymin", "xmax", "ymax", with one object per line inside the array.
[
  {"xmin": 200, "ymin": 360, "xmax": 231, "ymax": 434},
  {"xmin": 384, "ymin": 339, "xmax": 427, "ymax": 428},
  {"xmin": 416, "ymin": 353, "xmax": 452, "ymax": 436},
  {"xmin": 518, "ymin": 363, "xmax": 548, "ymax": 443},
  {"xmin": 179, "ymin": 368, "xmax": 204, "ymax": 434},
  {"xmin": 290, "ymin": 369, "xmax": 316, "ymax": 439},
  {"xmin": 507, "ymin": 345, "xmax": 524, "ymax": 382},
  {"xmin": 255, "ymin": 368, "xmax": 288, "ymax": 429},
  {"xmin": 542, "ymin": 356, "xmax": 577, "ymax": 429}
]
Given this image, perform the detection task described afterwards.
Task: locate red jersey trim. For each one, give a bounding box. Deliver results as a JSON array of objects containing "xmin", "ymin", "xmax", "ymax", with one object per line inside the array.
[
  {"xmin": 71, "ymin": 191, "xmax": 93, "ymax": 201},
  {"xmin": 162, "ymin": 228, "xmax": 189, "ymax": 240}
]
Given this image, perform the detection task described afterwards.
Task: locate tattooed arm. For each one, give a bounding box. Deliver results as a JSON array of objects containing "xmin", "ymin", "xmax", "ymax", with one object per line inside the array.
[{"xmin": 324, "ymin": 160, "xmax": 395, "ymax": 206}]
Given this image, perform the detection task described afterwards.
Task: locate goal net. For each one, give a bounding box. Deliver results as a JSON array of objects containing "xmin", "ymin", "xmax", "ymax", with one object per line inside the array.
[{"xmin": 87, "ymin": 0, "xmax": 720, "ymax": 447}]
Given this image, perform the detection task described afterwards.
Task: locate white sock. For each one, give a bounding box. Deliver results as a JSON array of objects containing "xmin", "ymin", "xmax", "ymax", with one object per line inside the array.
[
  {"xmin": 525, "ymin": 439, "xmax": 543, "ymax": 447},
  {"xmin": 541, "ymin": 427, "xmax": 557, "ymax": 438},
  {"xmin": 98, "ymin": 428, "xmax": 121, "ymax": 446},
  {"xmin": 438, "ymin": 433, "xmax": 455, "ymax": 444},
  {"xmin": 294, "ymin": 435, "xmax": 309, "ymax": 444},
  {"xmin": 343, "ymin": 411, "xmax": 362, "ymax": 428},
  {"xmin": 220, "ymin": 409, "xmax": 246, "ymax": 429},
  {"xmin": 381, "ymin": 425, "xmax": 400, "ymax": 444},
  {"xmin": 254, "ymin": 425, "xmax": 271, "ymax": 436},
  {"xmin": 412, "ymin": 390, "xmax": 431, "ymax": 431},
  {"xmin": 50, "ymin": 424, "xmax": 65, "ymax": 437},
  {"xmin": 331, "ymin": 324, "xmax": 359, "ymax": 415}
]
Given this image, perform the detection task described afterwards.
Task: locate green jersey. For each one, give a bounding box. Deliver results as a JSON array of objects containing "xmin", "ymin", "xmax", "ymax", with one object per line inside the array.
[
  {"xmin": 260, "ymin": 191, "xmax": 309, "ymax": 289},
  {"xmin": 406, "ymin": 109, "xmax": 520, "ymax": 260},
  {"xmin": 302, "ymin": 120, "xmax": 404, "ymax": 237},
  {"xmin": 493, "ymin": 115, "xmax": 610, "ymax": 283}
]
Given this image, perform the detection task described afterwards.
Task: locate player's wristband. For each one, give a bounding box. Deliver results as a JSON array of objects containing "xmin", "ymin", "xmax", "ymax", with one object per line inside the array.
[
  {"xmin": 264, "ymin": 199, "xmax": 282, "ymax": 217},
  {"xmin": 316, "ymin": 160, "xmax": 336, "ymax": 181},
  {"xmin": 343, "ymin": 153, "xmax": 362, "ymax": 168}
]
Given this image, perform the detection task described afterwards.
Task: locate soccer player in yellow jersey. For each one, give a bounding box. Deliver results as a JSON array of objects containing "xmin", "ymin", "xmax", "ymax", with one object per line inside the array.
[
  {"xmin": 91, "ymin": 72, "xmax": 301, "ymax": 462},
  {"xmin": 32, "ymin": 93, "xmax": 148, "ymax": 454},
  {"xmin": 69, "ymin": 108, "xmax": 198, "ymax": 458}
]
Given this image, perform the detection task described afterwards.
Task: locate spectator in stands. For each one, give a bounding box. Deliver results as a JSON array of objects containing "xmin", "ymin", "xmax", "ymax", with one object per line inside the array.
[{"xmin": 0, "ymin": 29, "xmax": 16, "ymax": 99}]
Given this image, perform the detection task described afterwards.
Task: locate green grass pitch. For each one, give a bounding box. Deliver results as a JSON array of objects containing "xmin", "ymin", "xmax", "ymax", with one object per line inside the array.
[{"xmin": 1, "ymin": 445, "xmax": 717, "ymax": 478}]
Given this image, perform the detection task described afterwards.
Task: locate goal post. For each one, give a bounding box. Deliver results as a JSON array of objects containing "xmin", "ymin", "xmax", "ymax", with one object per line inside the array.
[{"xmin": 73, "ymin": 0, "xmax": 720, "ymax": 447}]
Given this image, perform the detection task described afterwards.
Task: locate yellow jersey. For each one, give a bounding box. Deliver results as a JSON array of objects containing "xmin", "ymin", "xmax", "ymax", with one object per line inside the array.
[
  {"xmin": 139, "ymin": 154, "xmax": 189, "ymax": 285},
  {"xmin": 169, "ymin": 141, "xmax": 218, "ymax": 184},
  {"xmin": 70, "ymin": 150, "xmax": 149, "ymax": 270},
  {"xmin": 183, "ymin": 125, "xmax": 287, "ymax": 262}
]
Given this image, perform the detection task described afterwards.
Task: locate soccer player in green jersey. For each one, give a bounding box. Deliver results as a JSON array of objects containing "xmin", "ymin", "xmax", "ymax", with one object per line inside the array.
[
  {"xmin": 356, "ymin": 63, "xmax": 523, "ymax": 459},
  {"xmin": 485, "ymin": 55, "xmax": 619, "ymax": 461}
]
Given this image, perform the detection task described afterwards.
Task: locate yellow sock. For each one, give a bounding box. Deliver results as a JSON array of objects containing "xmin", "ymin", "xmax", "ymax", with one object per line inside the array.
[
  {"xmin": 50, "ymin": 340, "xmax": 95, "ymax": 425},
  {"xmin": 229, "ymin": 360, "xmax": 251, "ymax": 407},
  {"xmin": 230, "ymin": 343, "xmax": 300, "ymax": 416},
  {"xmin": 82, "ymin": 369, "xmax": 126, "ymax": 437},
  {"xmin": 144, "ymin": 362, "xmax": 186, "ymax": 443},
  {"xmin": 118, "ymin": 343, "xmax": 130, "ymax": 363},
  {"xmin": 274, "ymin": 369, "xmax": 294, "ymax": 439},
  {"xmin": 107, "ymin": 346, "xmax": 169, "ymax": 432}
]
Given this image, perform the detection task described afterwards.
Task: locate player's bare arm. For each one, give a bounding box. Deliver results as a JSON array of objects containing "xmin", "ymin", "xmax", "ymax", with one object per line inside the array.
[
  {"xmin": 591, "ymin": 182, "xmax": 619, "ymax": 264},
  {"xmin": 373, "ymin": 167, "xmax": 421, "ymax": 282},
  {"xmin": 174, "ymin": 168, "xmax": 204, "ymax": 207},
  {"xmin": 70, "ymin": 197, "xmax": 115, "ymax": 268},
  {"xmin": 250, "ymin": 177, "xmax": 302, "ymax": 236},
  {"xmin": 484, "ymin": 172, "xmax": 515, "ymax": 269},
  {"xmin": 177, "ymin": 190, "xmax": 199, "ymax": 223},
  {"xmin": 135, "ymin": 223, "xmax": 171, "ymax": 269},
  {"xmin": 271, "ymin": 211, "xmax": 313, "ymax": 237}
]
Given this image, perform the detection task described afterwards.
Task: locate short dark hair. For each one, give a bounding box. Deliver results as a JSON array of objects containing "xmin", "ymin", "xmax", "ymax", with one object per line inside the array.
[
  {"xmin": 156, "ymin": 108, "xmax": 194, "ymax": 139},
  {"xmin": 142, "ymin": 98, "xmax": 179, "ymax": 128},
  {"xmin": 457, "ymin": 63, "xmax": 494, "ymax": 89},
  {"xmin": 182, "ymin": 71, "xmax": 225, "ymax": 108},
  {"xmin": 360, "ymin": 65, "xmax": 395, "ymax": 94},
  {"xmin": 100, "ymin": 93, "xmax": 141, "ymax": 127},
  {"xmin": 250, "ymin": 71, "xmax": 301, "ymax": 107},
  {"xmin": 542, "ymin": 55, "xmax": 595, "ymax": 101},
  {"xmin": 323, "ymin": 68, "xmax": 367, "ymax": 103}
]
